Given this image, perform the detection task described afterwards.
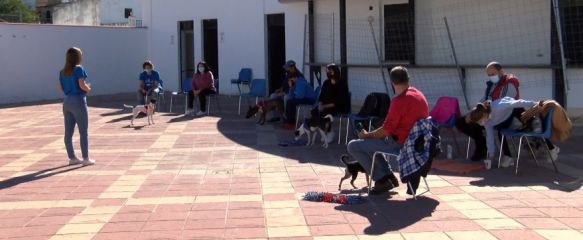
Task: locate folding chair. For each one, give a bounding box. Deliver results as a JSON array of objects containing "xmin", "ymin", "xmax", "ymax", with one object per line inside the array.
[
  {"xmin": 337, "ymin": 92, "xmax": 379, "ymax": 145},
  {"xmin": 238, "ymin": 79, "xmax": 267, "ymax": 115},
  {"xmin": 169, "ymin": 78, "xmax": 193, "ymax": 114},
  {"xmin": 295, "ymin": 85, "xmax": 321, "ymax": 128},
  {"xmin": 230, "ymin": 68, "xmax": 252, "ymax": 94},
  {"xmin": 498, "ymin": 108, "xmax": 559, "ymax": 175},
  {"xmin": 206, "ymin": 79, "xmax": 221, "ymax": 115},
  {"xmin": 367, "ymin": 151, "xmax": 430, "ymax": 200}
]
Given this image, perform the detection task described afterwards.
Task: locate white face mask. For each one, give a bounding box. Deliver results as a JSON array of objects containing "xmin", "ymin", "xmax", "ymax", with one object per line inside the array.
[
  {"xmin": 198, "ymin": 67, "xmax": 205, "ymax": 73},
  {"xmin": 145, "ymin": 69, "xmax": 152, "ymax": 74},
  {"xmin": 488, "ymin": 75, "xmax": 500, "ymax": 84}
]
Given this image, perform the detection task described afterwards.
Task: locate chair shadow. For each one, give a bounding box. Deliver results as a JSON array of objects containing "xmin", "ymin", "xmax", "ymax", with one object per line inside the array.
[
  {"xmin": 168, "ymin": 115, "xmax": 195, "ymax": 123},
  {"xmin": 0, "ymin": 165, "xmax": 86, "ymax": 190},
  {"xmin": 335, "ymin": 196, "xmax": 439, "ymax": 235}
]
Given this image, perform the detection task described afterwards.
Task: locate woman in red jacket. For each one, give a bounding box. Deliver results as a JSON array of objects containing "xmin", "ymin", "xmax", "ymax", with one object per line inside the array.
[{"xmin": 187, "ymin": 61, "xmax": 216, "ymax": 116}]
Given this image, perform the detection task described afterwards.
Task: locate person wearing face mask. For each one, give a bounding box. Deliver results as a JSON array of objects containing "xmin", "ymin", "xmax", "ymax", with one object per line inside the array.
[
  {"xmin": 466, "ymin": 97, "xmax": 558, "ymax": 168},
  {"xmin": 310, "ymin": 63, "xmax": 350, "ymax": 118},
  {"xmin": 138, "ymin": 61, "xmax": 162, "ymax": 105},
  {"xmin": 456, "ymin": 62, "xmax": 521, "ymax": 161},
  {"xmin": 187, "ymin": 61, "xmax": 216, "ymax": 116}
]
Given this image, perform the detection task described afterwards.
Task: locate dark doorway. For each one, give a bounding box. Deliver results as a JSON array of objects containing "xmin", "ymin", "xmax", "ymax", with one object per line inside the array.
[
  {"xmin": 179, "ymin": 21, "xmax": 195, "ymax": 88},
  {"xmin": 202, "ymin": 19, "xmax": 219, "ymax": 79},
  {"xmin": 266, "ymin": 14, "xmax": 286, "ymax": 93}
]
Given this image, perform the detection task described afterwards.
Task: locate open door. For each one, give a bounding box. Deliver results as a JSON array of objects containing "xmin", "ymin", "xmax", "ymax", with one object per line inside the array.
[
  {"xmin": 202, "ymin": 19, "xmax": 219, "ymax": 79},
  {"xmin": 266, "ymin": 14, "xmax": 286, "ymax": 93},
  {"xmin": 179, "ymin": 21, "xmax": 194, "ymax": 88}
]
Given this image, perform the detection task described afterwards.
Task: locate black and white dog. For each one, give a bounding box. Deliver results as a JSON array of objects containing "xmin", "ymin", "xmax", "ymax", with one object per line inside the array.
[
  {"xmin": 294, "ymin": 114, "xmax": 334, "ymax": 148},
  {"xmin": 338, "ymin": 154, "xmax": 368, "ymax": 190},
  {"xmin": 123, "ymin": 99, "xmax": 156, "ymax": 126}
]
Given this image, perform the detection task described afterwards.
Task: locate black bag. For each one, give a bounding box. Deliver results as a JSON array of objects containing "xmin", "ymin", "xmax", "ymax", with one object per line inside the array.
[{"xmin": 354, "ymin": 92, "xmax": 391, "ymax": 131}]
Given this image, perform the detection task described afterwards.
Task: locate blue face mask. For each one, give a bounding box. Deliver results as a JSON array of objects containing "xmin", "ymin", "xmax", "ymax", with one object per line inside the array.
[{"xmin": 489, "ymin": 75, "xmax": 500, "ymax": 84}]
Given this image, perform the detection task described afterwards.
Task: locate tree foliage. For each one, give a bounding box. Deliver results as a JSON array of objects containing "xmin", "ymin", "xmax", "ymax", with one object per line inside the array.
[{"xmin": 0, "ymin": 0, "xmax": 37, "ymax": 22}]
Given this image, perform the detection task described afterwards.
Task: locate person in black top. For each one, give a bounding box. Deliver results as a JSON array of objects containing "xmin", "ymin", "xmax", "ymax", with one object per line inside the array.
[{"xmin": 311, "ymin": 63, "xmax": 350, "ymax": 118}]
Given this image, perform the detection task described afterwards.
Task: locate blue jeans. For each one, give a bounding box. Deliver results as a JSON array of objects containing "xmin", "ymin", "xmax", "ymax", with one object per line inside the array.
[
  {"xmin": 347, "ymin": 138, "xmax": 402, "ymax": 181},
  {"xmin": 63, "ymin": 95, "xmax": 89, "ymax": 159}
]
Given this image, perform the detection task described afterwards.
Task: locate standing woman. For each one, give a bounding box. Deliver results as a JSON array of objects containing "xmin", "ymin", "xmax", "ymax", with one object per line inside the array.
[
  {"xmin": 58, "ymin": 47, "xmax": 94, "ymax": 166},
  {"xmin": 187, "ymin": 61, "xmax": 216, "ymax": 116}
]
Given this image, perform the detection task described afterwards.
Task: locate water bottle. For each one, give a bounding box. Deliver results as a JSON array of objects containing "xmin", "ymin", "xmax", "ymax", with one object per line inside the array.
[{"xmin": 446, "ymin": 144, "xmax": 453, "ymax": 159}]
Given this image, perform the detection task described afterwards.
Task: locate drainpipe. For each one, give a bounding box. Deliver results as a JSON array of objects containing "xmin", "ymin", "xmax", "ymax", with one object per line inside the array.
[
  {"xmin": 308, "ymin": 0, "xmax": 315, "ymax": 86},
  {"xmin": 339, "ymin": 0, "xmax": 347, "ymax": 83}
]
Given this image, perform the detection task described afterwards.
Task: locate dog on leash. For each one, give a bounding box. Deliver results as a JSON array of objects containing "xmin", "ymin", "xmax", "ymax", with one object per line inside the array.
[
  {"xmin": 338, "ymin": 154, "xmax": 368, "ymax": 190},
  {"xmin": 294, "ymin": 114, "xmax": 334, "ymax": 148},
  {"xmin": 245, "ymin": 99, "xmax": 284, "ymax": 125},
  {"xmin": 123, "ymin": 99, "xmax": 156, "ymax": 126}
]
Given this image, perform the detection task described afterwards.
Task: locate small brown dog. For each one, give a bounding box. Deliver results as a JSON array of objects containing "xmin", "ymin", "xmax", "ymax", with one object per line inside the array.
[{"xmin": 246, "ymin": 99, "xmax": 284, "ymax": 125}]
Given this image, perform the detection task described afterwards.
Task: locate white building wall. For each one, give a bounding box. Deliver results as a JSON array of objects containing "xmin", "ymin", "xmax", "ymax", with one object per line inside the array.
[
  {"xmin": 52, "ymin": 0, "xmax": 100, "ymax": 26},
  {"xmin": 142, "ymin": 0, "xmax": 307, "ymax": 94},
  {"xmin": 100, "ymin": 0, "xmax": 142, "ymax": 25},
  {"xmin": 0, "ymin": 24, "xmax": 147, "ymax": 104}
]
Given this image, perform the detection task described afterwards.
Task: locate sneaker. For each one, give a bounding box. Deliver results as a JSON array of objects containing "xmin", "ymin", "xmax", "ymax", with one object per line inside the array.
[
  {"xmin": 500, "ymin": 156, "xmax": 515, "ymax": 168},
  {"xmin": 195, "ymin": 111, "xmax": 206, "ymax": 117},
  {"xmin": 82, "ymin": 158, "xmax": 95, "ymax": 166},
  {"xmin": 185, "ymin": 108, "xmax": 194, "ymax": 116},
  {"xmin": 281, "ymin": 123, "xmax": 296, "ymax": 130},
  {"xmin": 548, "ymin": 146, "xmax": 560, "ymax": 162},
  {"xmin": 69, "ymin": 157, "xmax": 83, "ymax": 165}
]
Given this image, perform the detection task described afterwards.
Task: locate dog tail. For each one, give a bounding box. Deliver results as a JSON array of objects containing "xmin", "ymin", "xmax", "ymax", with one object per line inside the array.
[
  {"xmin": 340, "ymin": 154, "xmax": 350, "ymax": 166},
  {"xmin": 323, "ymin": 114, "xmax": 334, "ymax": 123},
  {"xmin": 123, "ymin": 104, "xmax": 134, "ymax": 109}
]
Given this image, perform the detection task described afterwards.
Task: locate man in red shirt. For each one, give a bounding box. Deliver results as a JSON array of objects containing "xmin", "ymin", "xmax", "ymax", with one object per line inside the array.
[
  {"xmin": 347, "ymin": 66, "xmax": 429, "ymax": 195},
  {"xmin": 456, "ymin": 62, "xmax": 520, "ymax": 161}
]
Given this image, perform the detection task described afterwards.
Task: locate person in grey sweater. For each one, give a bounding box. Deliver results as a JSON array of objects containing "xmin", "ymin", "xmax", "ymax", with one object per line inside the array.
[{"xmin": 467, "ymin": 97, "xmax": 557, "ymax": 167}]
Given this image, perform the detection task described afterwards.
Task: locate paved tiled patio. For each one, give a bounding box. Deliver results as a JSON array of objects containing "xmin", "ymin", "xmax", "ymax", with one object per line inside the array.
[{"xmin": 0, "ymin": 94, "xmax": 582, "ymax": 240}]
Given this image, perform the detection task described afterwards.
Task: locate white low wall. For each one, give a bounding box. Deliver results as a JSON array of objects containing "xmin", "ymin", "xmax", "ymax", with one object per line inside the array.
[{"xmin": 0, "ymin": 23, "xmax": 148, "ymax": 105}]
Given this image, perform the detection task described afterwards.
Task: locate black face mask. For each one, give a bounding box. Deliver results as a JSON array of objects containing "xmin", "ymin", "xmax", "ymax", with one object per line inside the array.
[{"xmin": 327, "ymin": 72, "xmax": 334, "ymax": 80}]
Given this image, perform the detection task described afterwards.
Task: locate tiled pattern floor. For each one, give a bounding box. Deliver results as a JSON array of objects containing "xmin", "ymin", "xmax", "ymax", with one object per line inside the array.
[{"xmin": 0, "ymin": 94, "xmax": 582, "ymax": 240}]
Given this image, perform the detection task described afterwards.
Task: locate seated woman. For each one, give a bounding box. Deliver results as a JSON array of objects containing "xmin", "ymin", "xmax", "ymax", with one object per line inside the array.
[
  {"xmin": 468, "ymin": 97, "xmax": 560, "ymax": 167},
  {"xmin": 138, "ymin": 61, "xmax": 162, "ymax": 105},
  {"xmin": 187, "ymin": 61, "xmax": 216, "ymax": 117},
  {"xmin": 311, "ymin": 63, "xmax": 350, "ymax": 118},
  {"xmin": 282, "ymin": 72, "xmax": 316, "ymax": 130}
]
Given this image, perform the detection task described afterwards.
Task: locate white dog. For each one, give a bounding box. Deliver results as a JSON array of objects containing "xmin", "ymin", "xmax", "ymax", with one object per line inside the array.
[
  {"xmin": 294, "ymin": 114, "xmax": 334, "ymax": 148},
  {"xmin": 123, "ymin": 100, "xmax": 156, "ymax": 126}
]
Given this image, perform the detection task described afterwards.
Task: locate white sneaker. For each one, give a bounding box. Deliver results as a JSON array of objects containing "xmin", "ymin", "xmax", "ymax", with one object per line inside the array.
[
  {"xmin": 548, "ymin": 146, "xmax": 560, "ymax": 162},
  {"xmin": 500, "ymin": 156, "xmax": 515, "ymax": 168},
  {"xmin": 195, "ymin": 111, "xmax": 206, "ymax": 117},
  {"xmin": 185, "ymin": 108, "xmax": 194, "ymax": 116},
  {"xmin": 69, "ymin": 157, "xmax": 83, "ymax": 165},
  {"xmin": 82, "ymin": 158, "xmax": 95, "ymax": 166}
]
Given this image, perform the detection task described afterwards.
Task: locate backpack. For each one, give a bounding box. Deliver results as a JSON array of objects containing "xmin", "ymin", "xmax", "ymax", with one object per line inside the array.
[{"xmin": 354, "ymin": 92, "xmax": 391, "ymax": 131}]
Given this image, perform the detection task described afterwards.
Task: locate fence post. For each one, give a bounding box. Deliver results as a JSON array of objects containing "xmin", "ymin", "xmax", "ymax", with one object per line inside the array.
[
  {"xmin": 444, "ymin": 17, "xmax": 470, "ymax": 111},
  {"xmin": 552, "ymin": 0, "xmax": 569, "ymax": 106}
]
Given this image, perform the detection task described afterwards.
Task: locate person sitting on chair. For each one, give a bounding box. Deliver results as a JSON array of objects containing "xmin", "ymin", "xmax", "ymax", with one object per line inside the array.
[
  {"xmin": 310, "ymin": 63, "xmax": 350, "ymax": 118},
  {"xmin": 266, "ymin": 60, "xmax": 300, "ymax": 122},
  {"xmin": 456, "ymin": 61, "xmax": 520, "ymax": 161},
  {"xmin": 187, "ymin": 61, "xmax": 216, "ymax": 117},
  {"xmin": 282, "ymin": 72, "xmax": 316, "ymax": 130},
  {"xmin": 138, "ymin": 61, "xmax": 162, "ymax": 105},
  {"xmin": 347, "ymin": 66, "xmax": 429, "ymax": 195},
  {"xmin": 467, "ymin": 97, "xmax": 560, "ymax": 168}
]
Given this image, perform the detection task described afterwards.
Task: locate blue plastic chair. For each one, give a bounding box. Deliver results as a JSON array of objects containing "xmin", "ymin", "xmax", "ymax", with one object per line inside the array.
[
  {"xmin": 170, "ymin": 78, "xmax": 193, "ymax": 113},
  {"xmin": 295, "ymin": 85, "xmax": 321, "ymax": 128},
  {"xmin": 231, "ymin": 68, "xmax": 253, "ymax": 94},
  {"xmin": 498, "ymin": 108, "xmax": 558, "ymax": 175},
  {"xmin": 238, "ymin": 79, "xmax": 267, "ymax": 115},
  {"xmin": 337, "ymin": 92, "xmax": 381, "ymax": 144}
]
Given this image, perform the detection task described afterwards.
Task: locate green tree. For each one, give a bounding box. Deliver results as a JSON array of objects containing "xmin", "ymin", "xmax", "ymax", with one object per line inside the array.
[{"xmin": 0, "ymin": 0, "xmax": 37, "ymax": 23}]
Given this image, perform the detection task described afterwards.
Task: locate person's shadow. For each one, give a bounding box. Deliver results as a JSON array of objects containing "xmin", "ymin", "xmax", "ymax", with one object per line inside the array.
[
  {"xmin": 335, "ymin": 196, "xmax": 439, "ymax": 235},
  {"xmin": 0, "ymin": 165, "xmax": 85, "ymax": 190}
]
